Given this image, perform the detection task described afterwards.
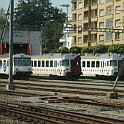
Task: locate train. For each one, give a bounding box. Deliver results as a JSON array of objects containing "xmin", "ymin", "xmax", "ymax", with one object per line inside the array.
[
  {"xmin": 81, "ymin": 53, "xmax": 124, "ymax": 77},
  {"xmin": 0, "ymin": 54, "xmax": 32, "ymax": 77},
  {"xmin": 1, "ymin": 52, "xmax": 120, "ymax": 80},
  {"xmin": 31, "ymin": 53, "xmax": 81, "ymax": 79}
]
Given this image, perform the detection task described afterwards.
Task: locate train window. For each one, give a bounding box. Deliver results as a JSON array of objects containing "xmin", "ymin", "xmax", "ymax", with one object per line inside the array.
[
  {"xmin": 104, "ymin": 62, "xmax": 106, "ymax": 66},
  {"xmin": 54, "ymin": 61, "xmax": 57, "ymax": 67},
  {"xmin": 71, "ymin": 60, "xmax": 77, "ymax": 66},
  {"xmin": 110, "ymin": 60, "xmax": 117, "ymax": 66},
  {"xmin": 46, "ymin": 61, "xmax": 49, "ymax": 67},
  {"xmin": 118, "ymin": 60, "xmax": 122, "ymax": 67},
  {"xmin": 34, "ymin": 61, "xmax": 37, "ymax": 67},
  {"xmin": 96, "ymin": 61, "xmax": 100, "ymax": 67},
  {"xmin": 107, "ymin": 61, "xmax": 109, "ymax": 66},
  {"xmin": 91, "ymin": 61, "xmax": 95, "ymax": 67},
  {"xmin": 87, "ymin": 61, "xmax": 90, "ymax": 67},
  {"xmin": 60, "ymin": 61, "xmax": 62, "ymax": 66},
  {"xmin": 7, "ymin": 60, "xmax": 9, "ymax": 66},
  {"xmin": 42, "ymin": 61, "xmax": 45, "ymax": 67},
  {"xmin": 82, "ymin": 61, "xmax": 85, "ymax": 67},
  {"xmin": 103, "ymin": 62, "xmax": 104, "ymax": 67},
  {"xmin": 14, "ymin": 59, "xmax": 21, "ymax": 66},
  {"xmin": 38, "ymin": 61, "xmax": 41, "ymax": 67},
  {"xmin": 50, "ymin": 61, "xmax": 53, "ymax": 67},
  {"xmin": 62, "ymin": 59, "xmax": 69, "ymax": 66},
  {"xmin": 0, "ymin": 60, "xmax": 2, "ymax": 67},
  {"xmin": 23, "ymin": 58, "xmax": 31, "ymax": 66},
  {"xmin": 58, "ymin": 61, "xmax": 61, "ymax": 66},
  {"xmin": 31, "ymin": 61, "xmax": 33, "ymax": 67}
]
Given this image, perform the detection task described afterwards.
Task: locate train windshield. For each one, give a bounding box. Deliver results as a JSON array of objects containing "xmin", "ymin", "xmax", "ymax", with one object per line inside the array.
[
  {"xmin": 14, "ymin": 58, "xmax": 31, "ymax": 66},
  {"xmin": 110, "ymin": 60, "xmax": 117, "ymax": 66},
  {"xmin": 71, "ymin": 60, "xmax": 80, "ymax": 66},
  {"xmin": 61, "ymin": 59, "xmax": 69, "ymax": 66}
]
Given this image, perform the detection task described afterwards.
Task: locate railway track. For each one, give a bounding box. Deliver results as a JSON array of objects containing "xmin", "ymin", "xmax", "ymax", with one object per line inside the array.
[
  {"xmin": 0, "ymin": 79, "xmax": 124, "ymax": 109},
  {"xmin": 0, "ymin": 100, "xmax": 124, "ymax": 124},
  {"xmin": 0, "ymin": 78, "xmax": 124, "ymax": 123},
  {"xmin": 0, "ymin": 78, "xmax": 124, "ymax": 97}
]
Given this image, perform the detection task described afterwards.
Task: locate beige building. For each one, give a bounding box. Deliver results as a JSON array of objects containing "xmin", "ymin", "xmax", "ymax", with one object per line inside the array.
[{"xmin": 71, "ymin": 0, "xmax": 124, "ymax": 48}]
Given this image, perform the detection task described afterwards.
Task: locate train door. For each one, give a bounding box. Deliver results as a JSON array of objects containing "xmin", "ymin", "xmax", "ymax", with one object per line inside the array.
[
  {"xmin": 100, "ymin": 60, "xmax": 104, "ymax": 76},
  {"xmin": 70, "ymin": 55, "xmax": 81, "ymax": 77},
  {"xmin": 103, "ymin": 59, "xmax": 108, "ymax": 76}
]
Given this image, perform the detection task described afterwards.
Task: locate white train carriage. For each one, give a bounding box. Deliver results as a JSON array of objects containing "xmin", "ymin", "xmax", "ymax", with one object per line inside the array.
[
  {"xmin": 0, "ymin": 54, "xmax": 32, "ymax": 77},
  {"xmin": 31, "ymin": 53, "xmax": 81, "ymax": 79},
  {"xmin": 81, "ymin": 53, "xmax": 124, "ymax": 77}
]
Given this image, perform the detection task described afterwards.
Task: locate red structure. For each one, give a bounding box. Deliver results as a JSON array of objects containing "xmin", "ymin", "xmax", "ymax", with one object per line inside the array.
[{"xmin": 0, "ymin": 42, "xmax": 32, "ymax": 55}]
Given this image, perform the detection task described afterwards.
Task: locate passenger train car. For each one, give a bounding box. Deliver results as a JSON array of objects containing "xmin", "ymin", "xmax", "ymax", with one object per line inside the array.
[
  {"xmin": 0, "ymin": 54, "xmax": 32, "ymax": 77},
  {"xmin": 81, "ymin": 53, "xmax": 124, "ymax": 77},
  {"xmin": 31, "ymin": 53, "xmax": 81, "ymax": 79}
]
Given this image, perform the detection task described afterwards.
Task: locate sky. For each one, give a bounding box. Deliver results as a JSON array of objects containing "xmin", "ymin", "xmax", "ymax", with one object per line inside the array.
[{"xmin": 0, "ymin": 0, "xmax": 72, "ymax": 16}]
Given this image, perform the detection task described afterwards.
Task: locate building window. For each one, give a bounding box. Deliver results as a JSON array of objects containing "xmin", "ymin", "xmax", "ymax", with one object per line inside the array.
[
  {"xmin": 106, "ymin": 6, "xmax": 113, "ymax": 15},
  {"xmin": 106, "ymin": 33, "xmax": 112, "ymax": 41},
  {"xmin": 99, "ymin": 35, "xmax": 104, "ymax": 41},
  {"xmin": 78, "ymin": 25, "xmax": 82, "ymax": 33},
  {"xmin": 78, "ymin": 14, "xmax": 82, "ymax": 21},
  {"xmin": 100, "ymin": 9, "xmax": 104, "ymax": 16},
  {"xmin": 106, "ymin": 0, "xmax": 113, "ymax": 2},
  {"xmin": 115, "ymin": 32, "xmax": 120, "ymax": 40},
  {"xmin": 92, "ymin": 9, "xmax": 97, "ymax": 18},
  {"xmin": 100, "ymin": 0, "xmax": 104, "ymax": 4},
  {"xmin": 99, "ymin": 22, "xmax": 104, "ymax": 28},
  {"xmin": 106, "ymin": 19, "xmax": 113, "ymax": 28},
  {"xmin": 92, "ymin": 0, "xmax": 97, "ymax": 5},
  {"xmin": 78, "ymin": 2, "xmax": 83, "ymax": 9},
  {"xmin": 115, "ymin": 19, "xmax": 120, "ymax": 27},
  {"xmin": 78, "ymin": 37, "xmax": 82, "ymax": 44},
  {"xmin": 116, "ymin": 0, "xmax": 121, "ymax": 2},
  {"xmin": 115, "ymin": 6, "xmax": 121, "ymax": 14}
]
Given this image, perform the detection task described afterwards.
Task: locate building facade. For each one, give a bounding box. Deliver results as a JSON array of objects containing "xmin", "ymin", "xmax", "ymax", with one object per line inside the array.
[
  {"xmin": 59, "ymin": 23, "xmax": 72, "ymax": 49},
  {"xmin": 71, "ymin": 0, "xmax": 124, "ymax": 47},
  {"xmin": 3, "ymin": 30, "xmax": 41, "ymax": 55}
]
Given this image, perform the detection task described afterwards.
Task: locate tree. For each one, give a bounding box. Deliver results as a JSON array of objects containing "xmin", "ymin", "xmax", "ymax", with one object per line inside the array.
[
  {"xmin": 57, "ymin": 47, "xmax": 69, "ymax": 54},
  {"xmin": 14, "ymin": 0, "xmax": 66, "ymax": 28},
  {"xmin": 0, "ymin": 8, "xmax": 6, "ymax": 29},
  {"xmin": 42, "ymin": 20, "xmax": 64, "ymax": 52},
  {"xmin": 94, "ymin": 44, "xmax": 108, "ymax": 54},
  {"xmin": 70, "ymin": 46, "xmax": 81, "ymax": 54},
  {"xmin": 108, "ymin": 44, "xmax": 124, "ymax": 54},
  {"xmin": 81, "ymin": 46, "xmax": 94, "ymax": 54},
  {"xmin": 43, "ymin": 47, "xmax": 51, "ymax": 54},
  {"xmin": 14, "ymin": 0, "xmax": 66, "ymax": 52}
]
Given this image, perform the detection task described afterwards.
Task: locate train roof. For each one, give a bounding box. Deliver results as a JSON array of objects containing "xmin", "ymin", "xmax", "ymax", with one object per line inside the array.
[
  {"xmin": 0, "ymin": 54, "xmax": 31, "ymax": 58},
  {"xmin": 81, "ymin": 53, "xmax": 124, "ymax": 59},
  {"xmin": 31, "ymin": 53, "xmax": 80, "ymax": 60}
]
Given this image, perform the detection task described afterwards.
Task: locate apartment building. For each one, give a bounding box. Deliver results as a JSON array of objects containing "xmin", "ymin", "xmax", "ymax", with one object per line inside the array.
[{"xmin": 71, "ymin": 0, "xmax": 124, "ymax": 47}]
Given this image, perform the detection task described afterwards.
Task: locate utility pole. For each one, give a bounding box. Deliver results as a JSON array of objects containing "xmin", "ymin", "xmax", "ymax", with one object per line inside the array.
[
  {"xmin": 60, "ymin": 4, "xmax": 69, "ymax": 25},
  {"xmin": 88, "ymin": 0, "xmax": 91, "ymax": 47},
  {"xmin": 6, "ymin": 0, "xmax": 15, "ymax": 90}
]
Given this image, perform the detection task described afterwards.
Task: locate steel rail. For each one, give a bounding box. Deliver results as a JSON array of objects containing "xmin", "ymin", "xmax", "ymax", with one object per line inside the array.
[{"xmin": 0, "ymin": 101, "xmax": 124, "ymax": 124}]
